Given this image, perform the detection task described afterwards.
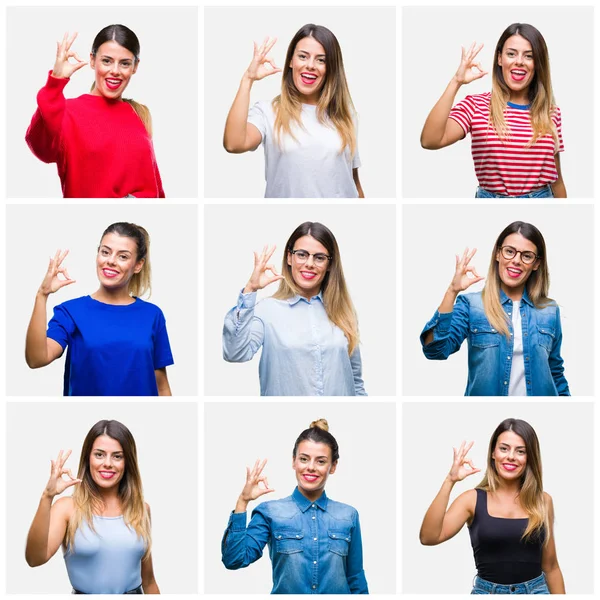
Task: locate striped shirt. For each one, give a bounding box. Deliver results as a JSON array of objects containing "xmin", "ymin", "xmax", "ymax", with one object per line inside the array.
[{"xmin": 449, "ymin": 92, "xmax": 564, "ymax": 196}]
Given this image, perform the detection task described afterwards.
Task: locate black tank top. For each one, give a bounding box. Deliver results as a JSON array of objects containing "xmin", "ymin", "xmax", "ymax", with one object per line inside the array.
[{"xmin": 468, "ymin": 488, "xmax": 544, "ymax": 584}]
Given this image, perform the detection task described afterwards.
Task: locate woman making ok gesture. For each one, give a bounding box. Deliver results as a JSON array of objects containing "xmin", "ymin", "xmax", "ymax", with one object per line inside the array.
[
  {"xmin": 222, "ymin": 221, "xmax": 366, "ymax": 396},
  {"xmin": 419, "ymin": 418, "xmax": 565, "ymax": 594},
  {"xmin": 420, "ymin": 221, "xmax": 569, "ymax": 396}
]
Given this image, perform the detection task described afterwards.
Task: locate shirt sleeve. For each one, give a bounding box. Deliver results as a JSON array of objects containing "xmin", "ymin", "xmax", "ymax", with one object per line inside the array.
[
  {"xmin": 347, "ymin": 510, "xmax": 368, "ymax": 594},
  {"xmin": 222, "ymin": 290, "xmax": 265, "ymax": 362},
  {"xmin": 552, "ymin": 106, "xmax": 564, "ymax": 154},
  {"xmin": 153, "ymin": 308, "xmax": 174, "ymax": 369},
  {"xmin": 549, "ymin": 305, "xmax": 570, "ymax": 396},
  {"xmin": 420, "ymin": 294, "xmax": 470, "ymax": 360},
  {"xmin": 350, "ymin": 347, "xmax": 367, "ymax": 396},
  {"xmin": 46, "ymin": 303, "xmax": 76, "ymax": 349},
  {"xmin": 247, "ymin": 101, "xmax": 267, "ymax": 147},
  {"xmin": 448, "ymin": 95, "xmax": 476, "ymax": 136},
  {"xmin": 25, "ymin": 71, "xmax": 69, "ymax": 164},
  {"xmin": 221, "ymin": 506, "xmax": 271, "ymax": 570}
]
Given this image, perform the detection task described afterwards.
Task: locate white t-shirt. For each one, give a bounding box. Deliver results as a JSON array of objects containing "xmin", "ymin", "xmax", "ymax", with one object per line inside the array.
[
  {"xmin": 508, "ymin": 300, "xmax": 527, "ymax": 396},
  {"xmin": 247, "ymin": 100, "xmax": 361, "ymax": 198}
]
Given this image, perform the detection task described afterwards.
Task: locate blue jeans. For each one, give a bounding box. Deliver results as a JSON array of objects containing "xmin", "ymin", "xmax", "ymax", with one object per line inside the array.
[
  {"xmin": 475, "ymin": 185, "xmax": 554, "ymax": 198},
  {"xmin": 471, "ymin": 573, "xmax": 549, "ymax": 594}
]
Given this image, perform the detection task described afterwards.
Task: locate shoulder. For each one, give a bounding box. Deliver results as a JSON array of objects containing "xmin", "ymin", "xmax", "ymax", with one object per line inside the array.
[
  {"xmin": 254, "ymin": 494, "xmax": 294, "ymax": 518},
  {"xmin": 327, "ymin": 498, "xmax": 359, "ymax": 519},
  {"xmin": 52, "ymin": 295, "xmax": 90, "ymax": 313},
  {"xmin": 53, "ymin": 495, "xmax": 75, "ymax": 518},
  {"xmin": 455, "ymin": 92, "xmax": 491, "ymax": 108},
  {"xmin": 543, "ymin": 491, "xmax": 554, "ymax": 507},
  {"xmin": 250, "ymin": 100, "xmax": 274, "ymax": 117},
  {"xmin": 457, "ymin": 291, "xmax": 483, "ymax": 308},
  {"xmin": 134, "ymin": 298, "xmax": 165, "ymax": 315}
]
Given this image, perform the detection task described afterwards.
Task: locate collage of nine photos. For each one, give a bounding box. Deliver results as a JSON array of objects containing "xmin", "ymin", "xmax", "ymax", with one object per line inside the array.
[{"xmin": 2, "ymin": 3, "xmax": 596, "ymax": 596}]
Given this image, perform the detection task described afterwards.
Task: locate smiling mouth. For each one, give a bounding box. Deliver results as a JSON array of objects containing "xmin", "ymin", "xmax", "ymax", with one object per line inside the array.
[
  {"xmin": 502, "ymin": 463, "xmax": 518, "ymax": 472},
  {"xmin": 300, "ymin": 73, "xmax": 317, "ymax": 85},
  {"xmin": 506, "ymin": 267, "xmax": 523, "ymax": 279},
  {"xmin": 510, "ymin": 69, "xmax": 527, "ymax": 82},
  {"xmin": 99, "ymin": 471, "xmax": 116, "ymax": 479},
  {"xmin": 302, "ymin": 474, "xmax": 319, "ymax": 482},
  {"xmin": 300, "ymin": 271, "xmax": 317, "ymax": 280},
  {"xmin": 102, "ymin": 268, "xmax": 119, "ymax": 278},
  {"xmin": 105, "ymin": 78, "xmax": 122, "ymax": 90}
]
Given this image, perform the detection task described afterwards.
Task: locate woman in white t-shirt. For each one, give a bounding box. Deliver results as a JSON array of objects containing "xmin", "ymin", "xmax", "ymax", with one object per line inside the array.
[
  {"xmin": 223, "ymin": 24, "xmax": 363, "ymax": 199},
  {"xmin": 421, "ymin": 23, "xmax": 565, "ymax": 198}
]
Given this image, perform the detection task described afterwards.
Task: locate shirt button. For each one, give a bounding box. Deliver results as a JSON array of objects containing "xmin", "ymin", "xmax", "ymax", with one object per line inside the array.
[
  {"xmin": 473, "ymin": 328, "xmax": 478, "ymax": 333},
  {"xmin": 313, "ymin": 537, "xmax": 317, "ymax": 541},
  {"xmin": 524, "ymin": 332, "xmax": 527, "ymax": 336},
  {"xmin": 525, "ymin": 356, "xmax": 529, "ymax": 361},
  {"xmin": 313, "ymin": 560, "xmax": 317, "ymax": 564},
  {"xmin": 527, "ymin": 381, "xmax": 531, "ymax": 385},
  {"xmin": 504, "ymin": 381, "xmax": 508, "ymax": 385},
  {"xmin": 312, "ymin": 504, "xmax": 315, "ymax": 508},
  {"xmin": 296, "ymin": 535, "xmax": 301, "ymax": 538},
  {"xmin": 312, "ymin": 516, "xmax": 316, "ymax": 520},
  {"xmin": 508, "ymin": 312, "xmax": 511, "ymax": 316},
  {"xmin": 312, "ymin": 585, "xmax": 316, "ymax": 590},
  {"xmin": 507, "ymin": 356, "xmax": 511, "ymax": 360},
  {"xmin": 332, "ymin": 534, "xmax": 336, "ymax": 538}
]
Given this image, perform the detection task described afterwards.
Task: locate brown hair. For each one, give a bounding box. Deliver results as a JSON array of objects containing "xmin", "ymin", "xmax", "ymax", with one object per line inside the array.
[{"xmin": 293, "ymin": 419, "xmax": 339, "ymax": 463}]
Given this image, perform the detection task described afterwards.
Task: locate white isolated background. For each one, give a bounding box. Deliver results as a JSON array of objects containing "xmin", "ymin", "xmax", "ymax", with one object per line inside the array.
[
  {"xmin": 204, "ymin": 203, "xmax": 396, "ymax": 396},
  {"xmin": 6, "ymin": 6, "xmax": 198, "ymax": 198},
  {"xmin": 204, "ymin": 401, "xmax": 396, "ymax": 594},
  {"xmin": 203, "ymin": 6, "xmax": 396, "ymax": 198},
  {"xmin": 402, "ymin": 401, "xmax": 594, "ymax": 593},
  {"xmin": 402, "ymin": 204, "xmax": 594, "ymax": 396},
  {"xmin": 6, "ymin": 401, "xmax": 198, "ymax": 593},
  {"xmin": 402, "ymin": 6, "xmax": 594, "ymax": 198},
  {"xmin": 5, "ymin": 204, "xmax": 198, "ymax": 396}
]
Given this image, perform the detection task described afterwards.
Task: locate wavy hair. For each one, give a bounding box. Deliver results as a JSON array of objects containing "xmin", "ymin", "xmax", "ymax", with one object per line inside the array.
[
  {"xmin": 273, "ymin": 221, "xmax": 359, "ymax": 355},
  {"xmin": 66, "ymin": 420, "xmax": 151, "ymax": 559},
  {"xmin": 272, "ymin": 24, "xmax": 356, "ymax": 156},
  {"xmin": 90, "ymin": 24, "xmax": 153, "ymax": 136},
  {"xmin": 490, "ymin": 23, "xmax": 558, "ymax": 147},
  {"xmin": 99, "ymin": 222, "xmax": 152, "ymax": 298},
  {"xmin": 482, "ymin": 221, "xmax": 552, "ymax": 337},
  {"xmin": 477, "ymin": 418, "xmax": 549, "ymax": 544}
]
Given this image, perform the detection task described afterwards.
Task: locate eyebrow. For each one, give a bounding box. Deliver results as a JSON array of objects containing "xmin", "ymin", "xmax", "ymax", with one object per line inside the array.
[
  {"xmin": 499, "ymin": 443, "xmax": 526, "ymax": 449},
  {"xmin": 100, "ymin": 55, "xmax": 132, "ymax": 60},
  {"xmin": 100, "ymin": 245, "xmax": 132, "ymax": 254},
  {"xmin": 299, "ymin": 453, "xmax": 329, "ymax": 459},
  {"xmin": 506, "ymin": 47, "xmax": 532, "ymax": 53},
  {"xmin": 93, "ymin": 448, "xmax": 123, "ymax": 453},
  {"xmin": 296, "ymin": 49, "xmax": 326, "ymax": 57}
]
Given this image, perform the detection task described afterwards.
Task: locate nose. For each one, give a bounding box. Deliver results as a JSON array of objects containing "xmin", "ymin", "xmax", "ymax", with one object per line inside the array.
[
  {"xmin": 106, "ymin": 253, "xmax": 116, "ymax": 265},
  {"xmin": 515, "ymin": 54, "xmax": 524, "ymax": 66},
  {"xmin": 306, "ymin": 57, "xmax": 316, "ymax": 70},
  {"xmin": 103, "ymin": 456, "xmax": 113, "ymax": 468}
]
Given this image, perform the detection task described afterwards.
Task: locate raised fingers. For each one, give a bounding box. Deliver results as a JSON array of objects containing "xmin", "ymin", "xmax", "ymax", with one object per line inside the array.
[{"xmin": 263, "ymin": 37, "xmax": 277, "ymax": 57}]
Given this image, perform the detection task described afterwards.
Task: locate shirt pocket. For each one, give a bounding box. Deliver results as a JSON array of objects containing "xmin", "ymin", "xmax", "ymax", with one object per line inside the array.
[
  {"xmin": 537, "ymin": 325, "xmax": 555, "ymax": 352},
  {"xmin": 469, "ymin": 324, "xmax": 500, "ymax": 349},
  {"xmin": 328, "ymin": 529, "xmax": 351, "ymax": 556},
  {"xmin": 273, "ymin": 530, "xmax": 304, "ymax": 554}
]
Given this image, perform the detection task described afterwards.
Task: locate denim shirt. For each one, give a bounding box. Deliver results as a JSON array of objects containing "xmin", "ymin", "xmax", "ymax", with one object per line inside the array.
[
  {"xmin": 221, "ymin": 488, "xmax": 368, "ymax": 594},
  {"xmin": 223, "ymin": 291, "xmax": 367, "ymax": 396},
  {"xmin": 420, "ymin": 289, "xmax": 570, "ymax": 396}
]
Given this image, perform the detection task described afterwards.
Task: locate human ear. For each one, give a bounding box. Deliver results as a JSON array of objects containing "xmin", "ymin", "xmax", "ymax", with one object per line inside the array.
[
  {"xmin": 497, "ymin": 52, "xmax": 502, "ymax": 67},
  {"xmin": 329, "ymin": 460, "xmax": 338, "ymax": 475},
  {"xmin": 132, "ymin": 59, "xmax": 139, "ymax": 75},
  {"xmin": 134, "ymin": 258, "xmax": 145, "ymax": 274},
  {"xmin": 287, "ymin": 252, "xmax": 292, "ymax": 267},
  {"xmin": 90, "ymin": 53, "xmax": 96, "ymax": 69}
]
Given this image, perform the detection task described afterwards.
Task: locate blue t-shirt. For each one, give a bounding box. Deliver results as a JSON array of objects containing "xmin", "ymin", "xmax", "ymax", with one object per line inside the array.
[{"xmin": 47, "ymin": 295, "xmax": 174, "ymax": 396}]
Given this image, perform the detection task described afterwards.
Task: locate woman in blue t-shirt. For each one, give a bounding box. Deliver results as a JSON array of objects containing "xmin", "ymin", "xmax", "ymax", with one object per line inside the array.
[
  {"xmin": 25, "ymin": 419, "xmax": 159, "ymax": 593},
  {"xmin": 25, "ymin": 222, "xmax": 173, "ymax": 396}
]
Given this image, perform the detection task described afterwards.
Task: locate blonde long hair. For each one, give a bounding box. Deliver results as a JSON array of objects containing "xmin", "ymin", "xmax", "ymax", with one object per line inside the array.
[
  {"xmin": 477, "ymin": 418, "xmax": 549, "ymax": 544},
  {"xmin": 273, "ymin": 222, "xmax": 359, "ymax": 355},
  {"xmin": 482, "ymin": 221, "xmax": 552, "ymax": 337},
  {"xmin": 65, "ymin": 420, "xmax": 152, "ymax": 559},
  {"xmin": 490, "ymin": 23, "xmax": 558, "ymax": 147},
  {"xmin": 272, "ymin": 24, "xmax": 356, "ymax": 156},
  {"xmin": 99, "ymin": 222, "xmax": 152, "ymax": 298},
  {"xmin": 90, "ymin": 24, "xmax": 153, "ymax": 136}
]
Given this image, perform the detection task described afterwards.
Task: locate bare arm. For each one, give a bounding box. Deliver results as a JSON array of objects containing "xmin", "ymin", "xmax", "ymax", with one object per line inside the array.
[
  {"xmin": 25, "ymin": 249, "xmax": 75, "ymax": 368},
  {"xmin": 550, "ymin": 153, "xmax": 566, "ymax": 198},
  {"xmin": 420, "ymin": 441, "xmax": 480, "ymax": 545},
  {"xmin": 421, "ymin": 43, "xmax": 487, "ymax": 150},
  {"xmin": 223, "ymin": 38, "xmax": 281, "ymax": 154},
  {"xmin": 141, "ymin": 504, "xmax": 160, "ymax": 593},
  {"xmin": 352, "ymin": 168, "xmax": 364, "ymax": 198},
  {"xmin": 422, "ymin": 248, "xmax": 484, "ymax": 345},
  {"xmin": 541, "ymin": 494, "xmax": 565, "ymax": 593},
  {"xmin": 155, "ymin": 368, "xmax": 172, "ymax": 396}
]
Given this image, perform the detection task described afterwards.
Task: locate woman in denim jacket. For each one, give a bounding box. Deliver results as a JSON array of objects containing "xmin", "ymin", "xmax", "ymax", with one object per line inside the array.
[
  {"xmin": 421, "ymin": 221, "xmax": 569, "ymax": 396},
  {"xmin": 221, "ymin": 419, "xmax": 368, "ymax": 594},
  {"xmin": 420, "ymin": 418, "xmax": 565, "ymax": 594}
]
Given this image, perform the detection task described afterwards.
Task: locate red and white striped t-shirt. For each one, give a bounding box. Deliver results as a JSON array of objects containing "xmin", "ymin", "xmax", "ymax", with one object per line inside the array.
[{"xmin": 449, "ymin": 92, "xmax": 564, "ymax": 196}]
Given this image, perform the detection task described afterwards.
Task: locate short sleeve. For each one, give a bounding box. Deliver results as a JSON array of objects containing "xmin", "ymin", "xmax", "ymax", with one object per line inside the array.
[
  {"xmin": 247, "ymin": 101, "xmax": 268, "ymax": 144},
  {"xmin": 448, "ymin": 95, "xmax": 477, "ymax": 136},
  {"xmin": 46, "ymin": 303, "xmax": 76, "ymax": 349},
  {"xmin": 153, "ymin": 309, "xmax": 174, "ymax": 369},
  {"xmin": 552, "ymin": 106, "xmax": 564, "ymax": 153}
]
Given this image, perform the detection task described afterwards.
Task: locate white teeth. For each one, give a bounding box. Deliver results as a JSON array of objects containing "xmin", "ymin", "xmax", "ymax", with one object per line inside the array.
[{"xmin": 302, "ymin": 74, "xmax": 317, "ymax": 79}]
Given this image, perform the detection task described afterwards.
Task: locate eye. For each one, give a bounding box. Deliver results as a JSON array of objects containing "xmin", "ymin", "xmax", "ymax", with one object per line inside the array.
[
  {"xmin": 518, "ymin": 450, "xmax": 526, "ymax": 455},
  {"xmin": 318, "ymin": 58, "xmax": 326, "ymax": 64},
  {"xmin": 121, "ymin": 62, "xmax": 132, "ymax": 68},
  {"xmin": 94, "ymin": 452, "xmax": 103, "ymax": 458},
  {"xmin": 102, "ymin": 58, "xmax": 111, "ymax": 64},
  {"xmin": 296, "ymin": 251, "xmax": 308, "ymax": 259},
  {"xmin": 119, "ymin": 254, "xmax": 129, "ymax": 260},
  {"xmin": 113, "ymin": 454, "xmax": 124, "ymax": 461},
  {"xmin": 298, "ymin": 53, "xmax": 307, "ymax": 60}
]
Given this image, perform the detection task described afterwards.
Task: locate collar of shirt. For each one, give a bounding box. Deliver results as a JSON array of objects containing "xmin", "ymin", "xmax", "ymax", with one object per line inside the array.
[
  {"xmin": 292, "ymin": 486, "xmax": 329, "ymax": 512},
  {"xmin": 287, "ymin": 291, "xmax": 324, "ymax": 306},
  {"xmin": 500, "ymin": 287, "xmax": 533, "ymax": 307}
]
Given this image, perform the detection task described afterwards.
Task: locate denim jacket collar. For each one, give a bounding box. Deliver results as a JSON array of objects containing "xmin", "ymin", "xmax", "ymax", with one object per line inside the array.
[
  {"xmin": 500, "ymin": 287, "xmax": 533, "ymax": 307},
  {"xmin": 287, "ymin": 291, "xmax": 323, "ymax": 306},
  {"xmin": 292, "ymin": 486, "xmax": 328, "ymax": 512}
]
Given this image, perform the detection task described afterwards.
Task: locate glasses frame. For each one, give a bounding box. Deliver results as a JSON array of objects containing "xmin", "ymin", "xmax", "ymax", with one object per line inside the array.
[
  {"xmin": 499, "ymin": 245, "xmax": 539, "ymax": 265},
  {"xmin": 290, "ymin": 249, "xmax": 333, "ymax": 265}
]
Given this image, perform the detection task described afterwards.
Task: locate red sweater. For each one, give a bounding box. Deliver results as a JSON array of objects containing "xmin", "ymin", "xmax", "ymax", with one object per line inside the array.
[{"xmin": 26, "ymin": 72, "xmax": 165, "ymax": 198}]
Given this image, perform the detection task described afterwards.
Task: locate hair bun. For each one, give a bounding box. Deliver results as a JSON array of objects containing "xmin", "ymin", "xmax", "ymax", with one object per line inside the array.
[{"xmin": 309, "ymin": 418, "xmax": 329, "ymax": 432}]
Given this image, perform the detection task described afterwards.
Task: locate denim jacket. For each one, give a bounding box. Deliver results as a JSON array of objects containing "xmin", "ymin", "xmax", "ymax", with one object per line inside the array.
[
  {"xmin": 420, "ymin": 289, "xmax": 570, "ymax": 396},
  {"xmin": 221, "ymin": 488, "xmax": 368, "ymax": 594}
]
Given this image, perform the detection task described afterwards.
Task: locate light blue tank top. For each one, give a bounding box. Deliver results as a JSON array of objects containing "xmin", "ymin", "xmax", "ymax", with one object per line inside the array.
[{"xmin": 63, "ymin": 515, "xmax": 145, "ymax": 593}]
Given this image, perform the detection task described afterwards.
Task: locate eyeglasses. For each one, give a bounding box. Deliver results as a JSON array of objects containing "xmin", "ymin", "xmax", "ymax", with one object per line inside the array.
[
  {"xmin": 290, "ymin": 249, "xmax": 332, "ymax": 267},
  {"xmin": 499, "ymin": 245, "xmax": 539, "ymax": 265}
]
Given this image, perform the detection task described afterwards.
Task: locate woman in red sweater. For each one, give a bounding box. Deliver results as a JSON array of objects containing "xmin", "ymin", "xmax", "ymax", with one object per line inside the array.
[{"xmin": 26, "ymin": 25, "xmax": 165, "ymax": 198}]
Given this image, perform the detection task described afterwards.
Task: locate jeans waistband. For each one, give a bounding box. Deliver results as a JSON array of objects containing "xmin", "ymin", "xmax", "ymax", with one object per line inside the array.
[
  {"xmin": 473, "ymin": 573, "xmax": 546, "ymax": 594},
  {"xmin": 73, "ymin": 584, "xmax": 143, "ymax": 594},
  {"xmin": 476, "ymin": 184, "xmax": 553, "ymax": 198}
]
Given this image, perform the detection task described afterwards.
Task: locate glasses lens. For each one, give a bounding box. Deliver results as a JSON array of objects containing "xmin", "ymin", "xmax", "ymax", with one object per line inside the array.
[
  {"xmin": 521, "ymin": 252, "xmax": 536, "ymax": 264},
  {"xmin": 294, "ymin": 251, "xmax": 308, "ymax": 262},
  {"xmin": 502, "ymin": 246, "xmax": 516, "ymax": 259},
  {"xmin": 313, "ymin": 254, "xmax": 328, "ymax": 266}
]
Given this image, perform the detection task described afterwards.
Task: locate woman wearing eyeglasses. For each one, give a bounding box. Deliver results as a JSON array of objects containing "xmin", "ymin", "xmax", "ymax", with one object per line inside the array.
[
  {"xmin": 420, "ymin": 221, "xmax": 569, "ymax": 396},
  {"xmin": 222, "ymin": 221, "xmax": 366, "ymax": 396}
]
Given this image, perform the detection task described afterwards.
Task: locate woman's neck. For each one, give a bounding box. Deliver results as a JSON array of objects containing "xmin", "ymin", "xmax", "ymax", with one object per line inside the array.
[
  {"xmin": 501, "ymin": 283, "xmax": 524, "ymax": 302},
  {"xmin": 508, "ymin": 90, "xmax": 530, "ymax": 106},
  {"xmin": 96, "ymin": 490, "xmax": 122, "ymax": 516},
  {"xmin": 92, "ymin": 286, "xmax": 135, "ymax": 305}
]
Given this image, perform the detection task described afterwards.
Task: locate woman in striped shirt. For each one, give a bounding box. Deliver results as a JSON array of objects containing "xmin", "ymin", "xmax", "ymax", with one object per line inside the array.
[{"xmin": 421, "ymin": 23, "xmax": 565, "ymax": 198}]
